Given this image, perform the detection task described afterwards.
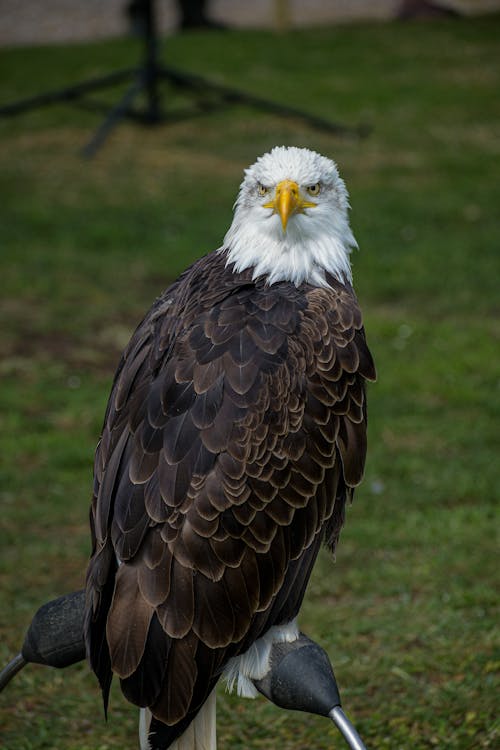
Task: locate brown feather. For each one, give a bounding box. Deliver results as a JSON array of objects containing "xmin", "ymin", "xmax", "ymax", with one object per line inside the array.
[
  {"xmin": 192, "ymin": 574, "xmax": 236, "ymax": 648},
  {"xmin": 156, "ymin": 561, "xmax": 194, "ymax": 639},
  {"xmin": 106, "ymin": 565, "xmax": 154, "ymax": 679},
  {"xmin": 152, "ymin": 633, "xmax": 198, "ymax": 725},
  {"xmin": 137, "ymin": 544, "xmax": 172, "ymax": 607}
]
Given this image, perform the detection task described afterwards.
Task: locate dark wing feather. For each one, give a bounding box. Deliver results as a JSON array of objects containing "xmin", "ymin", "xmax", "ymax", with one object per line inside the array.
[{"xmin": 84, "ymin": 251, "xmax": 375, "ymax": 746}]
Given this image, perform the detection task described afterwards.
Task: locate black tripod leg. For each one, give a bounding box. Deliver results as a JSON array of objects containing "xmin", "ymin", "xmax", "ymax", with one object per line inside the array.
[
  {"xmin": 217, "ymin": 87, "xmax": 360, "ymax": 136},
  {"xmin": 158, "ymin": 65, "xmax": 367, "ymax": 137},
  {"xmin": 0, "ymin": 69, "xmax": 136, "ymax": 118},
  {"xmin": 81, "ymin": 74, "xmax": 145, "ymax": 158}
]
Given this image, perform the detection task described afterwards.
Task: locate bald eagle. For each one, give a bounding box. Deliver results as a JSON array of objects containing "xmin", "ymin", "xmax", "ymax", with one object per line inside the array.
[{"xmin": 85, "ymin": 146, "xmax": 376, "ymax": 750}]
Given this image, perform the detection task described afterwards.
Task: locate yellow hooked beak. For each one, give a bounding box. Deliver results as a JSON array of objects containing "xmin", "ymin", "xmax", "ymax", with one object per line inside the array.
[{"xmin": 263, "ymin": 180, "xmax": 317, "ymax": 232}]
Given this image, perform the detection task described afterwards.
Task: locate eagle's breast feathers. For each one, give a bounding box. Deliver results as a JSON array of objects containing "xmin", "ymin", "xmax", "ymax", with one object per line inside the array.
[{"xmin": 85, "ymin": 249, "xmax": 375, "ymax": 738}]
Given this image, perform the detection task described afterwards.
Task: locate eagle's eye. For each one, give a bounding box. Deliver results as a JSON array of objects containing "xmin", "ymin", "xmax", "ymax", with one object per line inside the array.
[
  {"xmin": 306, "ymin": 183, "xmax": 321, "ymax": 196},
  {"xmin": 257, "ymin": 183, "xmax": 269, "ymax": 197}
]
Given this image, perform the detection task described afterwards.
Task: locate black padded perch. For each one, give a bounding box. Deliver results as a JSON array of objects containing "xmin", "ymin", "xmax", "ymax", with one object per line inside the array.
[
  {"xmin": 0, "ymin": 591, "xmax": 367, "ymax": 749},
  {"xmin": 254, "ymin": 634, "xmax": 368, "ymax": 750},
  {"xmin": 0, "ymin": 590, "xmax": 86, "ymax": 690}
]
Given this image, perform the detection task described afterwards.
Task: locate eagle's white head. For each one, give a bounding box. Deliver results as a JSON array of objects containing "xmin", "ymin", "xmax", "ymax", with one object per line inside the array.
[{"xmin": 223, "ymin": 146, "xmax": 357, "ymax": 287}]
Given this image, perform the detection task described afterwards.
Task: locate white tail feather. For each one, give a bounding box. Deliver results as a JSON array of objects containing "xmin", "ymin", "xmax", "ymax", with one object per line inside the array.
[{"xmin": 139, "ymin": 690, "xmax": 217, "ymax": 750}]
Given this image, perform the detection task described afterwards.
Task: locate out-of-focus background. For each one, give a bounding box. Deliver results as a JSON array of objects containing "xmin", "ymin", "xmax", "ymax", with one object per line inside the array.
[
  {"xmin": 1, "ymin": 1, "xmax": 499, "ymax": 748},
  {"xmin": 2, "ymin": 0, "xmax": 498, "ymax": 45}
]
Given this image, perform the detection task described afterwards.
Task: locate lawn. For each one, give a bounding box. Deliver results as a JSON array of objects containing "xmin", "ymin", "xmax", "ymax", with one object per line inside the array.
[{"xmin": 0, "ymin": 15, "xmax": 499, "ymax": 750}]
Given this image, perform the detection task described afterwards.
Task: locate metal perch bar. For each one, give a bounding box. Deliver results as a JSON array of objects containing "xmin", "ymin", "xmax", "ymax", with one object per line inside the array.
[
  {"xmin": 330, "ymin": 706, "xmax": 368, "ymax": 750},
  {"xmin": 0, "ymin": 653, "xmax": 26, "ymax": 692}
]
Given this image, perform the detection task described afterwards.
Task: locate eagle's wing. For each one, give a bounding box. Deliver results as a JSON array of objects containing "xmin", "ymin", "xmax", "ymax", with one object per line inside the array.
[{"xmin": 84, "ymin": 251, "xmax": 375, "ymax": 745}]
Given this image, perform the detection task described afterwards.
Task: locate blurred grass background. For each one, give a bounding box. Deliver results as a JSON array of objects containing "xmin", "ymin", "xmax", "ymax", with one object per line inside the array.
[{"xmin": 1, "ymin": 14, "xmax": 499, "ymax": 750}]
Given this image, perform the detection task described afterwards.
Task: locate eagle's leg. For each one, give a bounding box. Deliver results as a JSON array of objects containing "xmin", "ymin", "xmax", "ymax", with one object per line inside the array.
[{"xmin": 142, "ymin": 690, "xmax": 217, "ymax": 750}]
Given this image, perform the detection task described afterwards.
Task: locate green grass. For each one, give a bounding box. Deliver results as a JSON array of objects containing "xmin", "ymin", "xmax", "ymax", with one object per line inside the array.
[{"xmin": 1, "ymin": 16, "xmax": 499, "ymax": 749}]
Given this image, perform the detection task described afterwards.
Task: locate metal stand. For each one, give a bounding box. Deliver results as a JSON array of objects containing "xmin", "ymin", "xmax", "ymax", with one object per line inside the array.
[
  {"xmin": 0, "ymin": 596, "xmax": 371, "ymax": 749},
  {"xmin": 330, "ymin": 706, "xmax": 368, "ymax": 750},
  {"xmin": 0, "ymin": 0, "xmax": 365, "ymax": 157},
  {"xmin": 0, "ymin": 653, "xmax": 26, "ymax": 692}
]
